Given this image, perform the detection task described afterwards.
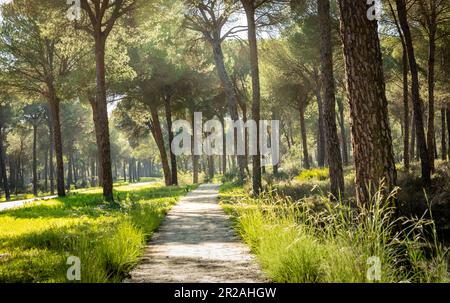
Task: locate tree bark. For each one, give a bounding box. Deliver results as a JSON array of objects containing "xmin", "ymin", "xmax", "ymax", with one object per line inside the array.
[
  {"xmin": 395, "ymin": 0, "xmax": 431, "ymax": 185},
  {"xmin": 164, "ymin": 95, "xmax": 178, "ymax": 186},
  {"xmin": 207, "ymin": 155, "xmax": 215, "ymax": 180},
  {"xmin": 316, "ymin": 87, "xmax": 326, "ymax": 167},
  {"xmin": 338, "ymin": 0, "xmax": 397, "ymax": 204},
  {"xmin": 402, "ymin": 48, "xmax": 410, "ymax": 170},
  {"xmin": 318, "ymin": 0, "xmax": 345, "ymax": 198},
  {"xmin": 211, "ymin": 39, "xmax": 246, "ymax": 181},
  {"xmin": 47, "ymin": 86, "xmax": 65, "ymax": 197},
  {"xmin": 149, "ymin": 105, "xmax": 172, "ymax": 186},
  {"xmin": 410, "ymin": 114, "xmax": 416, "ymax": 161},
  {"xmin": 446, "ymin": 104, "xmax": 450, "ymax": 159},
  {"xmin": 0, "ymin": 125, "xmax": 10, "ymax": 201},
  {"xmin": 128, "ymin": 159, "xmax": 133, "ymax": 183},
  {"xmin": 123, "ymin": 160, "xmax": 127, "ymax": 182},
  {"xmin": 93, "ymin": 37, "xmax": 114, "ymax": 201},
  {"xmin": 272, "ymin": 111, "xmax": 279, "ymax": 175},
  {"xmin": 32, "ymin": 124, "xmax": 38, "ymax": 196},
  {"xmin": 299, "ymin": 100, "xmax": 310, "ymax": 169},
  {"xmin": 337, "ymin": 97, "xmax": 349, "ymax": 165},
  {"xmin": 426, "ymin": 21, "xmax": 437, "ymax": 171},
  {"xmin": 221, "ymin": 116, "xmax": 227, "ymax": 175},
  {"xmin": 441, "ymin": 107, "xmax": 447, "ymax": 160},
  {"xmin": 44, "ymin": 146, "xmax": 48, "ymax": 193},
  {"xmin": 67, "ymin": 147, "xmax": 73, "ymax": 190},
  {"xmin": 47, "ymin": 111, "xmax": 55, "ymax": 195},
  {"xmin": 242, "ymin": 0, "xmax": 262, "ymax": 195}
]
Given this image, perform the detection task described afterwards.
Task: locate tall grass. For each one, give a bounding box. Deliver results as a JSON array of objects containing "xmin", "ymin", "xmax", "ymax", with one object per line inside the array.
[
  {"xmin": 296, "ymin": 168, "xmax": 330, "ymax": 181},
  {"xmin": 0, "ymin": 184, "xmax": 194, "ymax": 283},
  {"xmin": 220, "ymin": 183, "xmax": 448, "ymax": 283}
]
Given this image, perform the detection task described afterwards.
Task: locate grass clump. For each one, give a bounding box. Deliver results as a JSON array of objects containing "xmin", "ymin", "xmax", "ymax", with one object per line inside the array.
[
  {"xmin": 220, "ymin": 183, "xmax": 448, "ymax": 283},
  {"xmin": 296, "ymin": 168, "xmax": 330, "ymax": 182}
]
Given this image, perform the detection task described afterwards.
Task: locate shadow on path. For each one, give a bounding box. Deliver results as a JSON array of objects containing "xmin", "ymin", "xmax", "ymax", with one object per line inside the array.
[{"xmin": 126, "ymin": 184, "xmax": 266, "ymax": 283}]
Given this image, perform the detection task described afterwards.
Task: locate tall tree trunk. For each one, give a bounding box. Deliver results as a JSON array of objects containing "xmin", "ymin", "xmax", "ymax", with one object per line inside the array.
[
  {"xmin": 9, "ymin": 159, "xmax": 15, "ymax": 196},
  {"xmin": 123, "ymin": 160, "xmax": 127, "ymax": 182},
  {"xmin": 47, "ymin": 86, "xmax": 65, "ymax": 197},
  {"xmin": 90, "ymin": 98, "xmax": 104, "ymax": 187},
  {"xmin": 272, "ymin": 110, "xmax": 279, "ymax": 175},
  {"xmin": 221, "ymin": 116, "xmax": 227, "ymax": 175},
  {"xmin": 283, "ymin": 121, "xmax": 292, "ymax": 150},
  {"xmin": 395, "ymin": 0, "xmax": 431, "ymax": 185},
  {"xmin": 242, "ymin": 0, "xmax": 262, "ymax": 195},
  {"xmin": 427, "ymin": 22, "xmax": 437, "ymax": 171},
  {"xmin": 90, "ymin": 158, "xmax": 96, "ymax": 186},
  {"xmin": 73, "ymin": 157, "xmax": 78, "ymax": 185},
  {"xmin": 211, "ymin": 39, "xmax": 246, "ymax": 181},
  {"xmin": 32, "ymin": 124, "xmax": 38, "ymax": 196},
  {"xmin": 316, "ymin": 87, "xmax": 326, "ymax": 167},
  {"xmin": 447, "ymin": 104, "xmax": 450, "ymax": 159},
  {"xmin": 338, "ymin": 0, "xmax": 397, "ymax": 204},
  {"xmin": 402, "ymin": 48, "xmax": 410, "ymax": 170},
  {"xmin": 93, "ymin": 37, "xmax": 114, "ymax": 202},
  {"xmin": 441, "ymin": 107, "xmax": 447, "ymax": 160},
  {"xmin": 410, "ymin": 115, "xmax": 416, "ymax": 161},
  {"xmin": 237, "ymin": 100, "xmax": 250, "ymax": 175},
  {"xmin": 67, "ymin": 148, "xmax": 73, "ymax": 191},
  {"xmin": 318, "ymin": 0, "xmax": 345, "ymax": 198},
  {"xmin": 191, "ymin": 112, "xmax": 200, "ymax": 184},
  {"xmin": 47, "ymin": 112, "xmax": 55, "ymax": 195},
  {"xmin": 44, "ymin": 146, "xmax": 48, "ymax": 193},
  {"xmin": 128, "ymin": 159, "xmax": 132, "ymax": 183},
  {"xmin": 299, "ymin": 100, "xmax": 310, "ymax": 169},
  {"xmin": 207, "ymin": 155, "xmax": 215, "ymax": 181},
  {"xmin": 337, "ymin": 97, "xmax": 349, "ymax": 165},
  {"xmin": 149, "ymin": 105, "xmax": 172, "ymax": 186},
  {"xmin": 0, "ymin": 126, "xmax": 10, "ymax": 201},
  {"xmin": 389, "ymin": 0, "xmax": 410, "ymax": 170},
  {"xmin": 164, "ymin": 95, "xmax": 178, "ymax": 186}
]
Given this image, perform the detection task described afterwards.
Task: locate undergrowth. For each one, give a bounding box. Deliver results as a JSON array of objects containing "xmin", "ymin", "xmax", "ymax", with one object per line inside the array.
[{"xmin": 220, "ymin": 182, "xmax": 449, "ymax": 283}]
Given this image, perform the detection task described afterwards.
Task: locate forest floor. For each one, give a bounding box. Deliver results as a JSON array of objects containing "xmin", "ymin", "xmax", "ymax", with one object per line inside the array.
[{"xmin": 126, "ymin": 184, "xmax": 266, "ymax": 283}]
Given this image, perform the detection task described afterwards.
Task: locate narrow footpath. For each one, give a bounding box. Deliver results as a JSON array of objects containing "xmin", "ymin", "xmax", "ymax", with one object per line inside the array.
[{"xmin": 126, "ymin": 184, "xmax": 266, "ymax": 283}]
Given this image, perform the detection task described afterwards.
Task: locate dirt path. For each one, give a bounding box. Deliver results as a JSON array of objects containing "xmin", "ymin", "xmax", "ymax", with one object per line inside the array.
[
  {"xmin": 126, "ymin": 184, "xmax": 267, "ymax": 283},
  {"xmin": 0, "ymin": 195, "xmax": 58, "ymax": 212}
]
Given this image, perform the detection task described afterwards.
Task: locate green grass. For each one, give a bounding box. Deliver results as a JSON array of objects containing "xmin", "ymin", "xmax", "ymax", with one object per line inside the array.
[
  {"xmin": 220, "ymin": 182, "xmax": 449, "ymax": 283},
  {"xmin": 0, "ymin": 182, "xmax": 196, "ymax": 283},
  {"xmin": 0, "ymin": 193, "xmax": 48, "ymax": 203},
  {"xmin": 0, "ymin": 179, "xmax": 164, "ymax": 203},
  {"xmin": 296, "ymin": 168, "xmax": 330, "ymax": 182}
]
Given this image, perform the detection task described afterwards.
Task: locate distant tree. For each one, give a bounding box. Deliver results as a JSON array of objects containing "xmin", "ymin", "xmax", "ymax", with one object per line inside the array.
[
  {"xmin": 77, "ymin": 0, "xmax": 137, "ymax": 202},
  {"xmin": 317, "ymin": 0, "xmax": 344, "ymax": 198},
  {"xmin": 414, "ymin": 0, "xmax": 450, "ymax": 171},
  {"xmin": 395, "ymin": 0, "xmax": 431, "ymax": 185},
  {"xmin": 23, "ymin": 103, "xmax": 47, "ymax": 196},
  {"xmin": 0, "ymin": 0, "xmax": 83, "ymax": 197},
  {"xmin": 184, "ymin": 0, "xmax": 248, "ymax": 181},
  {"xmin": 0, "ymin": 96, "xmax": 12, "ymax": 201}
]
